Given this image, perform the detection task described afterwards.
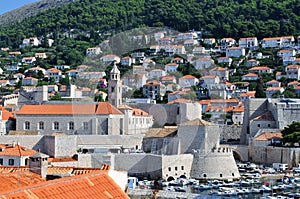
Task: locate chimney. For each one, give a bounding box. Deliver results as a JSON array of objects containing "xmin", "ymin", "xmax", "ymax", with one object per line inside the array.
[
  {"xmin": 12, "ymin": 141, "xmax": 16, "ymax": 148},
  {"xmin": 29, "ymin": 152, "xmax": 49, "ymax": 178}
]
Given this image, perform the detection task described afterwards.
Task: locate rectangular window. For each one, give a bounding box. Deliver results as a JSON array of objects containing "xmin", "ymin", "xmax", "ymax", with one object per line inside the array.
[
  {"xmin": 175, "ymin": 166, "xmax": 178, "ymax": 171},
  {"xmin": 24, "ymin": 122, "xmax": 30, "ymax": 130},
  {"xmin": 257, "ymin": 124, "xmax": 260, "ymax": 127},
  {"xmin": 111, "ymin": 87, "xmax": 115, "ymax": 92},
  {"xmin": 69, "ymin": 122, "xmax": 74, "ymax": 130},
  {"xmin": 39, "ymin": 122, "xmax": 44, "ymax": 130},
  {"xmin": 53, "ymin": 122, "xmax": 59, "ymax": 130},
  {"xmin": 168, "ymin": 167, "xmax": 171, "ymax": 172},
  {"xmin": 83, "ymin": 122, "xmax": 88, "ymax": 130},
  {"xmin": 8, "ymin": 159, "xmax": 14, "ymax": 166},
  {"xmin": 181, "ymin": 166, "xmax": 184, "ymax": 170},
  {"xmin": 0, "ymin": 158, "xmax": 3, "ymax": 165}
]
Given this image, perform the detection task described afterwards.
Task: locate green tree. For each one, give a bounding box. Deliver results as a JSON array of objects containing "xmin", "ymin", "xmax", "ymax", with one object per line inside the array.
[
  {"xmin": 282, "ymin": 122, "xmax": 300, "ymax": 144},
  {"xmin": 255, "ymin": 76, "xmax": 266, "ymax": 98}
]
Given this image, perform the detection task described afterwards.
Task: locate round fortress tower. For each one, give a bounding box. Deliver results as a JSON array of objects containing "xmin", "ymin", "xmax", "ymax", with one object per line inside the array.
[{"xmin": 178, "ymin": 118, "xmax": 240, "ymax": 180}]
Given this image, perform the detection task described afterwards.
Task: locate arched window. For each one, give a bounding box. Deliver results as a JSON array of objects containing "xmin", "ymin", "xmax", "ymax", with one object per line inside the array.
[
  {"xmin": 24, "ymin": 121, "xmax": 30, "ymax": 130},
  {"xmin": 53, "ymin": 122, "xmax": 59, "ymax": 130}
]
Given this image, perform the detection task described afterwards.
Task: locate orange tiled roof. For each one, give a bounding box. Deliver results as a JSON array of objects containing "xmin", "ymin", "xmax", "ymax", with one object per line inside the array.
[
  {"xmin": 132, "ymin": 108, "xmax": 150, "ymax": 116},
  {"xmin": 0, "ymin": 171, "xmax": 129, "ymax": 199},
  {"xmin": 0, "ymin": 144, "xmax": 36, "ymax": 156},
  {"xmin": 249, "ymin": 66, "xmax": 271, "ymax": 71},
  {"xmin": 262, "ymin": 37, "xmax": 282, "ymax": 41},
  {"xmin": 201, "ymin": 75, "xmax": 217, "ymax": 79},
  {"xmin": 266, "ymin": 87, "xmax": 283, "ymax": 91},
  {"xmin": 168, "ymin": 99, "xmax": 193, "ymax": 104},
  {"xmin": 17, "ymin": 102, "xmax": 122, "ymax": 115},
  {"xmin": 205, "ymin": 105, "xmax": 244, "ymax": 113},
  {"xmin": 288, "ymin": 81, "xmax": 299, "ymax": 85},
  {"xmin": 287, "ymin": 64, "xmax": 299, "ymax": 69},
  {"xmin": 161, "ymin": 76, "xmax": 175, "ymax": 81},
  {"xmin": 0, "ymin": 106, "xmax": 15, "ymax": 120},
  {"xmin": 47, "ymin": 68, "xmax": 61, "ymax": 73},
  {"xmin": 254, "ymin": 132, "xmax": 282, "ymax": 141},
  {"xmin": 165, "ymin": 63, "xmax": 178, "ymax": 66},
  {"xmin": 243, "ymin": 73, "xmax": 258, "ymax": 77},
  {"xmin": 279, "ymin": 49, "xmax": 293, "ymax": 53},
  {"xmin": 252, "ymin": 111, "xmax": 275, "ymax": 121},
  {"xmin": 199, "ymin": 99, "xmax": 240, "ymax": 105},
  {"xmin": 240, "ymin": 92, "xmax": 256, "ymax": 97},
  {"xmin": 144, "ymin": 80, "xmax": 161, "ymax": 86},
  {"xmin": 181, "ymin": 75, "xmax": 196, "ymax": 79},
  {"xmin": 266, "ymin": 80, "xmax": 279, "ymax": 84}
]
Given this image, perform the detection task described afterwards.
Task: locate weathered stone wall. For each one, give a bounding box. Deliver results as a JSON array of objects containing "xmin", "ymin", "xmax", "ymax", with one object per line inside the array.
[
  {"xmin": 219, "ymin": 125, "xmax": 242, "ymax": 141},
  {"xmin": 161, "ymin": 154, "xmax": 193, "ymax": 180},
  {"xmin": 142, "ymin": 137, "xmax": 179, "ymax": 155},
  {"xmin": 249, "ymin": 143, "xmax": 300, "ymax": 166},
  {"xmin": 129, "ymin": 102, "xmax": 201, "ymax": 126},
  {"xmin": 113, "ymin": 154, "xmax": 162, "ymax": 179},
  {"xmin": 177, "ymin": 125, "xmax": 219, "ymax": 154},
  {"xmin": 77, "ymin": 134, "xmax": 144, "ymax": 149}
]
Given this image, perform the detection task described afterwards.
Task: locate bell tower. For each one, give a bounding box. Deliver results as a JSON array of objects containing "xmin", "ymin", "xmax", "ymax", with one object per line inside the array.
[{"xmin": 108, "ymin": 61, "xmax": 122, "ymax": 107}]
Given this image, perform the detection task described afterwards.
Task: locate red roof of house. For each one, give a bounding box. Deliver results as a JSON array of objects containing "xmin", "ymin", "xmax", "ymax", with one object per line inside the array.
[
  {"xmin": 168, "ymin": 99, "xmax": 193, "ymax": 104},
  {"xmin": 132, "ymin": 108, "xmax": 150, "ymax": 116},
  {"xmin": 0, "ymin": 168, "xmax": 128, "ymax": 199},
  {"xmin": 161, "ymin": 76, "xmax": 175, "ymax": 81},
  {"xmin": 249, "ymin": 66, "xmax": 271, "ymax": 71},
  {"xmin": 240, "ymin": 92, "xmax": 256, "ymax": 97},
  {"xmin": 287, "ymin": 64, "xmax": 299, "ymax": 69},
  {"xmin": 287, "ymin": 81, "xmax": 299, "ymax": 86},
  {"xmin": 0, "ymin": 106, "xmax": 15, "ymax": 120},
  {"xmin": 47, "ymin": 68, "xmax": 61, "ymax": 73},
  {"xmin": 243, "ymin": 73, "xmax": 258, "ymax": 77},
  {"xmin": 266, "ymin": 80, "xmax": 280, "ymax": 84},
  {"xmin": 254, "ymin": 132, "xmax": 282, "ymax": 141},
  {"xmin": 17, "ymin": 102, "xmax": 122, "ymax": 115},
  {"xmin": 0, "ymin": 144, "xmax": 36, "ymax": 157},
  {"xmin": 181, "ymin": 75, "xmax": 196, "ymax": 79},
  {"xmin": 201, "ymin": 75, "xmax": 217, "ymax": 79}
]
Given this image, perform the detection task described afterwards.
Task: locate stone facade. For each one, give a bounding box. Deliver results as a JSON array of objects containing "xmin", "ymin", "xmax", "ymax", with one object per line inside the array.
[{"xmin": 129, "ymin": 102, "xmax": 202, "ymax": 127}]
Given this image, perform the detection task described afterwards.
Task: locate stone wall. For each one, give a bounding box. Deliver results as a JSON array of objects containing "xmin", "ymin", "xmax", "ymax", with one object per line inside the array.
[
  {"xmin": 129, "ymin": 102, "xmax": 201, "ymax": 126},
  {"xmin": 249, "ymin": 143, "xmax": 300, "ymax": 166},
  {"xmin": 113, "ymin": 154, "xmax": 162, "ymax": 179},
  {"xmin": 177, "ymin": 125, "xmax": 219, "ymax": 154},
  {"xmin": 142, "ymin": 137, "xmax": 179, "ymax": 155},
  {"xmin": 219, "ymin": 125, "xmax": 242, "ymax": 141}
]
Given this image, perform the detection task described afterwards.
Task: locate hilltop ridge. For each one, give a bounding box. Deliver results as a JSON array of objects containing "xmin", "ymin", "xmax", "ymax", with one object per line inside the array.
[{"xmin": 0, "ymin": 0, "xmax": 77, "ymax": 25}]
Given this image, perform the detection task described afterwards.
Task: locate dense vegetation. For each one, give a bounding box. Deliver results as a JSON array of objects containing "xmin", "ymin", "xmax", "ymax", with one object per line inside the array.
[
  {"xmin": 282, "ymin": 122, "xmax": 300, "ymax": 144},
  {"xmin": 0, "ymin": 0, "xmax": 300, "ymax": 49}
]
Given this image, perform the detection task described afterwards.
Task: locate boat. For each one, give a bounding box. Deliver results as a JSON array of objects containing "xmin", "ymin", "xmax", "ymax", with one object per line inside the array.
[
  {"xmin": 174, "ymin": 187, "xmax": 186, "ymax": 192},
  {"xmin": 260, "ymin": 185, "xmax": 272, "ymax": 193},
  {"xmin": 192, "ymin": 184, "xmax": 211, "ymax": 190}
]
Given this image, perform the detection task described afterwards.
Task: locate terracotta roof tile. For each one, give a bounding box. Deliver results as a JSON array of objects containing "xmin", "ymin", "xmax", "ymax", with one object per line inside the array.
[
  {"xmin": 254, "ymin": 132, "xmax": 282, "ymax": 141},
  {"xmin": 17, "ymin": 102, "xmax": 122, "ymax": 115},
  {"xmin": 0, "ymin": 171, "xmax": 129, "ymax": 199},
  {"xmin": 180, "ymin": 75, "xmax": 196, "ymax": 79},
  {"xmin": 252, "ymin": 111, "xmax": 275, "ymax": 121},
  {"xmin": 167, "ymin": 99, "xmax": 193, "ymax": 104},
  {"xmin": 249, "ymin": 66, "xmax": 272, "ymax": 71},
  {"xmin": 0, "ymin": 144, "xmax": 36, "ymax": 156},
  {"xmin": 181, "ymin": 118, "xmax": 216, "ymax": 126}
]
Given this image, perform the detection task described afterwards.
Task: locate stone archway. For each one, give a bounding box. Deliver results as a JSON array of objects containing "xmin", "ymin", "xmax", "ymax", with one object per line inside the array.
[
  {"xmin": 167, "ymin": 176, "xmax": 175, "ymax": 181},
  {"xmin": 233, "ymin": 150, "xmax": 243, "ymax": 162},
  {"xmin": 179, "ymin": 175, "xmax": 186, "ymax": 179}
]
